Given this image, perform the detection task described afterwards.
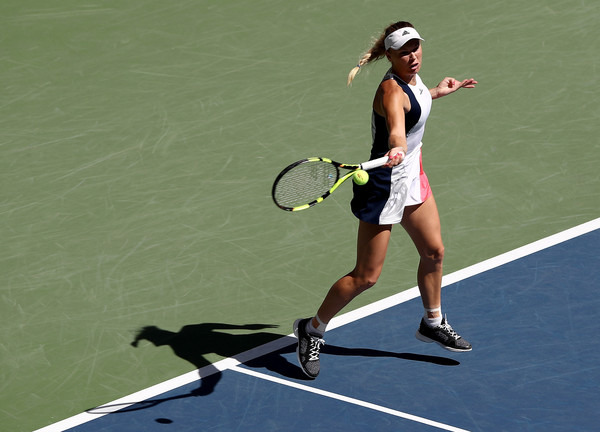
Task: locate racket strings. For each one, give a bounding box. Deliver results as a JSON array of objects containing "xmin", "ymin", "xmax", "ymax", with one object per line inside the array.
[{"xmin": 273, "ymin": 161, "xmax": 339, "ymax": 208}]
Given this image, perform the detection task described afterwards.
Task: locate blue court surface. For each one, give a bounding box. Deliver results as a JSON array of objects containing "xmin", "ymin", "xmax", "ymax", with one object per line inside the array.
[{"xmin": 43, "ymin": 220, "xmax": 599, "ymax": 431}]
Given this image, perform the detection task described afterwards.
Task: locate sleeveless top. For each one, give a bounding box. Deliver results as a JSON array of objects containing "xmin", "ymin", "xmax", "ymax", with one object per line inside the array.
[
  {"xmin": 370, "ymin": 70, "xmax": 432, "ymax": 159},
  {"xmin": 351, "ymin": 71, "xmax": 432, "ymax": 224}
]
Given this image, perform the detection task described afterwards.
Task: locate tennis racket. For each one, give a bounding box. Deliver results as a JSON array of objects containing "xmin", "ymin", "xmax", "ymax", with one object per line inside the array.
[{"xmin": 272, "ymin": 155, "xmax": 389, "ymax": 211}]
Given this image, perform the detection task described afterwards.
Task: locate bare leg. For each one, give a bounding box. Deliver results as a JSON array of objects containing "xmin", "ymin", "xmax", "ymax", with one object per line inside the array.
[
  {"xmin": 313, "ymin": 220, "xmax": 392, "ymax": 327},
  {"xmin": 402, "ymin": 196, "xmax": 473, "ymax": 351},
  {"xmin": 400, "ymin": 195, "xmax": 444, "ymax": 313}
]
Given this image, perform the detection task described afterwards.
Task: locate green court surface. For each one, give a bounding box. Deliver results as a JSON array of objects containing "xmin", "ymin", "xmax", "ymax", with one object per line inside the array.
[{"xmin": 1, "ymin": 1, "xmax": 598, "ymax": 431}]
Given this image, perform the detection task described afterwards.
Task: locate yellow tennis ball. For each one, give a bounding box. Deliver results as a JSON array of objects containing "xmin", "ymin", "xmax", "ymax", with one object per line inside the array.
[{"xmin": 353, "ymin": 170, "xmax": 369, "ymax": 185}]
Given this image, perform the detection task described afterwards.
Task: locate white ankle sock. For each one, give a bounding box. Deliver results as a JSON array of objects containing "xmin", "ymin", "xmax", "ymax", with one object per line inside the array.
[
  {"xmin": 424, "ymin": 307, "xmax": 442, "ymax": 328},
  {"xmin": 306, "ymin": 315, "xmax": 327, "ymax": 336}
]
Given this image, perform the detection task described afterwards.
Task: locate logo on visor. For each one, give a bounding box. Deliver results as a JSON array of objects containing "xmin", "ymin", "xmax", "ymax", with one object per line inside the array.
[{"xmin": 402, "ymin": 30, "xmax": 410, "ymax": 36}]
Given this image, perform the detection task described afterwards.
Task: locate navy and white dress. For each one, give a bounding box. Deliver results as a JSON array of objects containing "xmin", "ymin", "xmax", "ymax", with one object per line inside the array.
[{"xmin": 351, "ymin": 70, "xmax": 433, "ymax": 225}]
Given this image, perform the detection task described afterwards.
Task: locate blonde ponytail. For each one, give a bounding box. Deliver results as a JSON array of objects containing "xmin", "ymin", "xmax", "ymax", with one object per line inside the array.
[
  {"xmin": 347, "ymin": 52, "xmax": 372, "ymax": 86},
  {"xmin": 347, "ymin": 20, "xmax": 415, "ymax": 87},
  {"xmin": 346, "ymin": 35, "xmax": 387, "ymax": 86}
]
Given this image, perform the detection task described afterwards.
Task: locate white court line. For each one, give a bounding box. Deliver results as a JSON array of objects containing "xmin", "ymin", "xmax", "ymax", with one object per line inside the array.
[
  {"xmin": 230, "ymin": 365, "xmax": 471, "ymax": 432},
  {"xmin": 34, "ymin": 217, "xmax": 600, "ymax": 432},
  {"xmin": 327, "ymin": 217, "xmax": 600, "ymax": 331}
]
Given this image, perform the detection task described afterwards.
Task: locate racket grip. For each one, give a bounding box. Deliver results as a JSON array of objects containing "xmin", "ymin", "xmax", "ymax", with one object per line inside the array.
[{"xmin": 360, "ymin": 156, "xmax": 389, "ymax": 171}]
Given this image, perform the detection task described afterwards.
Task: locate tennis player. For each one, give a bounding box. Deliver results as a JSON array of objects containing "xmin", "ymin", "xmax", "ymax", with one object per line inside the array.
[{"xmin": 294, "ymin": 21, "xmax": 477, "ymax": 379}]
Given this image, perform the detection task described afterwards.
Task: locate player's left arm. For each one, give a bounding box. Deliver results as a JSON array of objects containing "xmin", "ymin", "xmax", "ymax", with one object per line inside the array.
[{"xmin": 430, "ymin": 77, "xmax": 478, "ymax": 100}]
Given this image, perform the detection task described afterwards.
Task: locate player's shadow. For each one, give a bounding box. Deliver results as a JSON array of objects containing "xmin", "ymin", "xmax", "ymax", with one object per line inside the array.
[
  {"xmin": 244, "ymin": 344, "xmax": 459, "ymax": 371},
  {"xmin": 87, "ymin": 323, "xmax": 301, "ymax": 416},
  {"xmin": 320, "ymin": 345, "xmax": 460, "ymax": 366},
  {"xmin": 87, "ymin": 324, "xmax": 458, "ymax": 417},
  {"xmin": 129, "ymin": 323, "xmax": 304, "ymax": 391}
]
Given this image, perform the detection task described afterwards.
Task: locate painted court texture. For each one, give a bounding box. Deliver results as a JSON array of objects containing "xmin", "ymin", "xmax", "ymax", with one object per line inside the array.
[
  {"xmin": 1, "ymin": 1, "xmax": 598, "ymax": 431},
  {"xmin": 49, "ymin": 220, "xmax": 600, "ymax": 431}
]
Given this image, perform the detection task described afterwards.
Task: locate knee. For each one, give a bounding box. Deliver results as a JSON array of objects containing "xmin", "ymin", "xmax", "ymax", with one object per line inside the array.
[
  {"xmin": 422, "ymin": 244, "xmax": 445, "ymax": 265},
  {"xmin": 350, "ymin": 271, "xmax": 379, "ymax": 292},
  {"xmin": 361, "ymin": 277, "xmax": 378, "ymax": 291},
  {"xmin": 434, "ymin": 245, "xmax": 445, "ymax": 262}
]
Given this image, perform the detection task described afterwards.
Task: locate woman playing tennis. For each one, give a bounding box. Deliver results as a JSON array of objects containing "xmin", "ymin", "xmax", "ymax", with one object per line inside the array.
[{"xmin": 294, "ymin": 21, "xmax": 477, "ymax": 379}]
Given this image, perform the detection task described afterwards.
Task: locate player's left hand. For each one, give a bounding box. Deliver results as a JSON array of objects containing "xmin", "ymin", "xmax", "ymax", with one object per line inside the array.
[{"xmin": 433, "ymin": 77, "xmax": 477, "ymax": 99}]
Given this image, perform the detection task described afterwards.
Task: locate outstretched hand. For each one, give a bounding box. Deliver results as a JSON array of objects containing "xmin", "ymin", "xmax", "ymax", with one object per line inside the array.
[{"xmin": 431, "ymin": 77, "xmax": 477, "ymax": 99}]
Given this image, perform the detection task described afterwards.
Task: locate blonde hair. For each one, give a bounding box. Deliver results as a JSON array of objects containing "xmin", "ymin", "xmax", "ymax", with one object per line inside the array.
[{"xmin": 347, "ymin": 21, "xmax": 415, "ymax": 87}]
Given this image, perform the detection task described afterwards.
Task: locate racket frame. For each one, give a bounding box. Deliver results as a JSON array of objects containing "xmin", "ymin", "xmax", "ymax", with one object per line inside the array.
[{"xmin": 272, "ymin": 155, "xmax": 388, "ymax": 211}]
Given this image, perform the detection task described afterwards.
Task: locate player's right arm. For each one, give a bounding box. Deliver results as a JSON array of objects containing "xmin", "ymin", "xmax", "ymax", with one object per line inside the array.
[{"xmin": 374, "ymin": 80, "xmax": 409, "ymax": 166}]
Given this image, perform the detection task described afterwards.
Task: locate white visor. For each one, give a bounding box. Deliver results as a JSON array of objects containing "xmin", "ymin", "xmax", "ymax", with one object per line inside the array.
[{"xmin": 384, "ymin": 27, "xmax": 424, "ymax": 51}]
